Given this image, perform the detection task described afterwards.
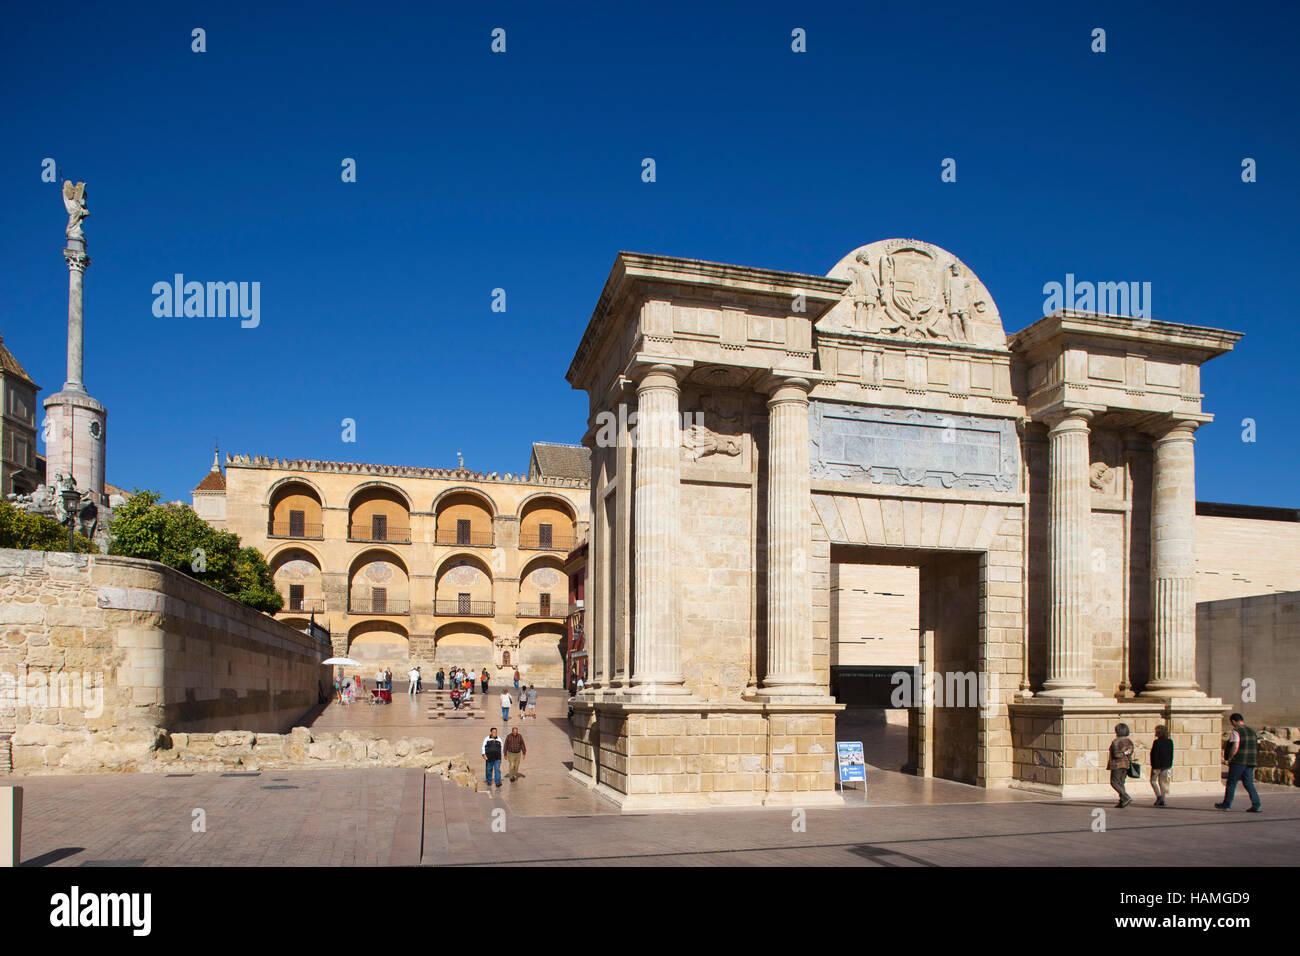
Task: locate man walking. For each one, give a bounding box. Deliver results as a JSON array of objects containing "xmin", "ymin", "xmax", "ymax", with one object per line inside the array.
[
  {"xmin": 482, "ymin": 728, "xmax": 504, "ymax": 788},
  {"xmin": 1217, "ymin": 713, "xmax": 1262, "ymax": 812},
  {"xmin": 436, "ymin": 667, "xmax": 445, "ymax": 691},
  {"xmin": 526, "ymin": 684, "xmax": 538, "ymax": 720},
  {"xmin": 407, "ymin": 665, "xmax": 420, "ymax": 696},
  {"xmin": 481, "ymin": 668, "xmax": 490, "ymax": 695},
  {"xmin": 504, "ymin": 726, "xmax": 526, "ymax": 781},
  {"xmin": 500, "ymin": 688, "xmax": 512, "ymax": 723}
]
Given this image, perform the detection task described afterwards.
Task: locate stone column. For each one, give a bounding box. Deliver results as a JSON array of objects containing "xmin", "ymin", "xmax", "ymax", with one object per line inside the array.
[
  {"xmin": 1041, "ymin": 409, "xmax": 1099, "ymax": 697},
  {"xmin": 1144, "ymin": 419, "xmax": 1201, "ymax": 697},
  {"xmin": 630, "ymin": 364, "xmax": 688, "ymax": 696},
  {"xmin": 759, "ymin": 376, "xmax": 820, "ymax": 698},
  {"xmin": 63, "ymin": 239, "xmax": 89, "ymax": 392}
]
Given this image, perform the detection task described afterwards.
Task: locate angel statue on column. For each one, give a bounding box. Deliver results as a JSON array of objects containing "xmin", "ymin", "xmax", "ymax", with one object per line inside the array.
[{"xmin": 62, "ymin": 180, "xmax": 88, "ymax": 240}]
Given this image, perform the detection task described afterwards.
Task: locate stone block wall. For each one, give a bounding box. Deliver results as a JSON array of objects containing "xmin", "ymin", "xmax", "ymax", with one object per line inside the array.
[
  {"xmin": 1010, "ymin": 702, "xmax": 1224, "ymax": 796},
  {"xmin": 1, "ymin": 549, "xmax": 331, "ymax": 775},
  {"xmin": 1196, "ymin": 591, "xmax": 1300, "ymax": 725},
  {"xmin": 1195, "ymin": 516, "xmax": 1300, "ymax": 602},
  {"xmin": 573, "ymin": 703, "xmax": 840, "ymax": 810}
]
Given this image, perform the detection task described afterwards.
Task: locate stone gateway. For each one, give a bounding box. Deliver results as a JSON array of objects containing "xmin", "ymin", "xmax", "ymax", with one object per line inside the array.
[{"xmin": 565, "ymin": 240, "xmax": 1242, "ymax": 810}]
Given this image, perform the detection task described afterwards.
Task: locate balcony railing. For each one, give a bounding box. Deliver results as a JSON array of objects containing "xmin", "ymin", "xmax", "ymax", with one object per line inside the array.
[
  {"xmin": 434, "ymin": 600, "xmax": 495, "ymax": 617},
  {"xmin": 268, "ymin": 520, "xmax": 324, "ymax": 539},
  {"xmin": 518, "ymin": 532, "xmax": 576, "ymax": 551},
  {"xmin": 348, "ymin": 525, "xmax": 411, "ymax": 544},
  {"xmin": 434, "ymin": 530, "xmax": 494, "ymax": 548},
  {"xmin": 348, "ymin": 598, "xmax": 410, "ymax": 615},
  {"xmin": 517, "ymin": 603, "xmax": 571, "ymax": 619},
  {"xmin": 284, "ymin": 598, "xmax": 324, "ymax": 614}
]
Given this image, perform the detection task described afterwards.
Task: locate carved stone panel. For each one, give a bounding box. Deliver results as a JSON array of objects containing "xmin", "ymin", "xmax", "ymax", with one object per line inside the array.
[
  {"xmin": 822, "ymin": 239, "xmax": 1007, "ymax": 349},
  {"xmin": 809, "ymin": 402, "xmax": 1018, "ymax": 492}
]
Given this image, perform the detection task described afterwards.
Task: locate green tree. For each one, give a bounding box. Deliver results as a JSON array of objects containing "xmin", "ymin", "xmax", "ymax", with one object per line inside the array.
[
  {"xmin": 108, "ymin": 490, "xmax": 283, "ymax": 613},
  {"xmin": 0, "ymin": 499, "xmax": 96, "ymax": 553}
]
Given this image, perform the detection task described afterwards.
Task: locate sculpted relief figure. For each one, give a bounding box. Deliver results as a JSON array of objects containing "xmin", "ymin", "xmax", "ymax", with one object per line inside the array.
[
  {"xmin": 62, "ymin": 180, "xmax": 88, "ymax": 240},
  {"xmin": 944, "ymin": 263, "xmax": 971, "ymax": 342},
  {"xmin": 682, "ymin": 422, "xmax": 742, "ymax": 461},
  {"xmin": 847, "ymin": 251, "xmax": 882, "ymax": 331},
  {"xmin": 830, "ymin": 240, "xmax": 1006, "ymax": 349}
]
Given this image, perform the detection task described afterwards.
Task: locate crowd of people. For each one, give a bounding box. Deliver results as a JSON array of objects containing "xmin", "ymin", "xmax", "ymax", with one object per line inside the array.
[{"xmin": 330, "ymin": 665, "xmax": 548, "ymax": 716}]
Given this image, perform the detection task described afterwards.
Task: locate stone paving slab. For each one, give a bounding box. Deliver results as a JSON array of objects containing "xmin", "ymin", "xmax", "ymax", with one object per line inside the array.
[
  {"xmin": 8, "ymin": 765, "xmax": 1295, "ymax": 867},
  {"xmin": 13, "ymin": 768, "xmax": 423, "ymax": 867},
  {"xmin": 428, "ymin": 781, "xmax": 1300, "ymax": 867}
]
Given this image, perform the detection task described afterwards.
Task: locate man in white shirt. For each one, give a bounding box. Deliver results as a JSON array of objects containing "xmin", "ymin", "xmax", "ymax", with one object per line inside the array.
[
  {"xmin": 500, "ymin": 689, "xmax": 512, "ymax": 722},
  {"xmin": 407, "ymin": 666, "xmax": 421, "ymax": 696}
]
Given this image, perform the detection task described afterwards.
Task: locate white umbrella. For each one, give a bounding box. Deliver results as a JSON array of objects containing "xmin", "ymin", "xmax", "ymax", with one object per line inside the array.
[{"xmin": 322, "ymin": 657, "xmax": 362, "ymax": 666}]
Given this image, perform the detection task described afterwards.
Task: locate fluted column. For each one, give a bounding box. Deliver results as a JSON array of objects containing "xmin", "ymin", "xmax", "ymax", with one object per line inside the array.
[
  {"xmin": 630, "ymin": 364, "xmax": 688, "ymax": 696},
  {"xmin": 1041, "ymin": 409, "xmax": 1099, "ymax": 697},
  {"xmin": 63, "ymin": 240, "xmax": 89, "ymax": 392},
  {"xmin": 759, "ymin": 376, "xmax": 820, "ymax": 698},
  {"xmin": 1143, "ymin": 419, "xmax": 1201, "ymax": 697}
]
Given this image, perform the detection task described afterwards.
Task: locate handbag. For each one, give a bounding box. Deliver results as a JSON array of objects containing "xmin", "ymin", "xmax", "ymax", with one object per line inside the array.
[{"xmin": 1127, "ymin": 762, "xmax": 1141, "ymax": 779}]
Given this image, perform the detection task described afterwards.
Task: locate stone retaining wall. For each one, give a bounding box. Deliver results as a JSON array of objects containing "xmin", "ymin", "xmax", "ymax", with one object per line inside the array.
[
  {"xmin": 1, "ymin": 549, "xmax": 332, "ymax": 774},
  {"xmin": 1248, "ymin": 726, "xmax": 1299, "ymax": 786}
]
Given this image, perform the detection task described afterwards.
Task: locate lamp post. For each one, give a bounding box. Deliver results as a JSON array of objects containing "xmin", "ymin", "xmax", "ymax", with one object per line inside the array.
[{"xmin": 61, "ymin": 488, "xmax": 79, "ymax": 552}]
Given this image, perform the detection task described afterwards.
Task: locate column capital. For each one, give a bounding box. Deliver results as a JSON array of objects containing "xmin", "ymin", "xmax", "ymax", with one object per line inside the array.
[
  {"xmin": 1146, "ymin": 415, "xmax": 1205, "ymax": 442},
  {"xmin": 63, "ymin": 249, "xmax": 90, "ymax": 272},
  {"xmin": 1040, "ymin": 405, "xmax": 1102, "ymax": 431},
  {"xmin": 626, "ymin": 354, "xmax": 693, "ymax": 386},
  {"xmin": 757, "ymin": 368, "xmax": 827, "ymax": 401}
]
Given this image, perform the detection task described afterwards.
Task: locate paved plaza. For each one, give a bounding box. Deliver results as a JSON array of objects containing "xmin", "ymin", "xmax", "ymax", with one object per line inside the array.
[{"xmin": 10, "ymin": 686, "xmax": 1297, "ymax": 866}]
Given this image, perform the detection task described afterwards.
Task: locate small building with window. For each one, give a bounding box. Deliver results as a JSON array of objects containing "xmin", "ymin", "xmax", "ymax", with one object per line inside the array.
[{"xmin": 0, "ymin": 333, "xmax": 41, "ymax": 497}]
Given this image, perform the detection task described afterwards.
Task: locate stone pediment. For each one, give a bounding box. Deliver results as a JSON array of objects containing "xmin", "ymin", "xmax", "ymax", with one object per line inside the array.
[{"xmin": 822, "ymin": 239, "xmax": 1007, "ymax": 350}]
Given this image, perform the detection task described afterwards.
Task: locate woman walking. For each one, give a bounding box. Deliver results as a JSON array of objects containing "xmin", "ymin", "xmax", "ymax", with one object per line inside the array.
[
  {"xmin": 1150, "ymin": 724, "xmax": 1173, "ymax": 806},
  {"xmin": 1107, "ymin": 723, "xmax": 1135, "ymax": 808}
]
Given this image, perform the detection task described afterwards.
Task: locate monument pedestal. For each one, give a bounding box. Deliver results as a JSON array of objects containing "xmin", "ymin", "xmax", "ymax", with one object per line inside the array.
[
  {"xmin": 42, "ymin": 388, "xmax": 107, "ymax": 506},
  {"xmin": 571, "ymin": 697, "xmax": 845, "ymax": 812},
  {"xmin": 1009, "ymin": 696, "xmax": 1228, "ymax": 798}
]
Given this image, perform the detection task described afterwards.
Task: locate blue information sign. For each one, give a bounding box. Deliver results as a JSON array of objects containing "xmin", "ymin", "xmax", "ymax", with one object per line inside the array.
[{"xmin": 837, "ymin": 741, "xmax": 866, "ymax": 783}]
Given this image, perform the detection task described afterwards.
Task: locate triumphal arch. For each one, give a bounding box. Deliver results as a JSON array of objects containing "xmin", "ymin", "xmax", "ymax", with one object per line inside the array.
[{"xmin": 566, "ymin": 239, "xmax": 1241, "ymax": 810}]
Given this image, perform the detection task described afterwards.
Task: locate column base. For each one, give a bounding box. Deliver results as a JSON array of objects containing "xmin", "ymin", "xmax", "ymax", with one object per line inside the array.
[
  {"xmin": 1037, "ymin": 683, "xmax": 1102, "ymax": 700},
  {"xmin": 1139, "ymin": 685, "xmax": 1205, "ymax": 700},
  {"xmin": 753, "ymin": 682, "xmax": 833, "ymax": 704},
  {"xmin": 626, "ymin": 679, "xmax": 693, "ymax": 701}
]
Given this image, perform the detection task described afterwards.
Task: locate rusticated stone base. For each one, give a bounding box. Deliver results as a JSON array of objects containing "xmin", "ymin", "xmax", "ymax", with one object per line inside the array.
[
  {"xmin": 570, "ymin": 698, "xmax": 845, "ymax": 811},
  {"xmin": 1009, "ymin": 696, "xmax": 1228, "ymax": 797}
]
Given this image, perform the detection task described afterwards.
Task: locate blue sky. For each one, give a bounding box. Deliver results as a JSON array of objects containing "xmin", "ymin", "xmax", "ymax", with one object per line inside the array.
[{"xmin": 2, "ymin": 1, "xmax": 1296, "ymax": 506}]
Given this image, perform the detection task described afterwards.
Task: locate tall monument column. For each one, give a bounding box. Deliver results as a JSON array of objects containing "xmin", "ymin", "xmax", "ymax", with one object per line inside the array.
[
  {"xmin": 1041, "ymin": 408, "xmax": 1100, "ymax": 697},
  {"xmin": 1143, "ymin": 418, "xmax": 1201, "ymax": 697},
  {"xmin": 43, "ymin": 181, "xmax": 108, "ymax": 505},
  {"xmin": 64, "ymin": 240, "xmax": 89, "ymax": 391},
  {"xmin": 629, "ymin": 362, "xmax": 688, "ymax": 697},
  {"xmin": 758, "ymin": 374, "xmax": 821, "ymax": 698}
]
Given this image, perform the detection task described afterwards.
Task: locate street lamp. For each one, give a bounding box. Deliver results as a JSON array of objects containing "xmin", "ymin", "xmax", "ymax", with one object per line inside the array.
[{"xmin": 61, "ymin": 487, "xmax": 80, "ymax": 552}]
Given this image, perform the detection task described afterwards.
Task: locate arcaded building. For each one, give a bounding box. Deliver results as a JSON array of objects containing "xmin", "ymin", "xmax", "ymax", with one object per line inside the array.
[
  {"xmin": 566, "ymin": 239, "xmax": 1245, "ymax": 809},
  {"xmin": 194, "ymin": 443, "xmax": 589, "ymax": 686}
]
